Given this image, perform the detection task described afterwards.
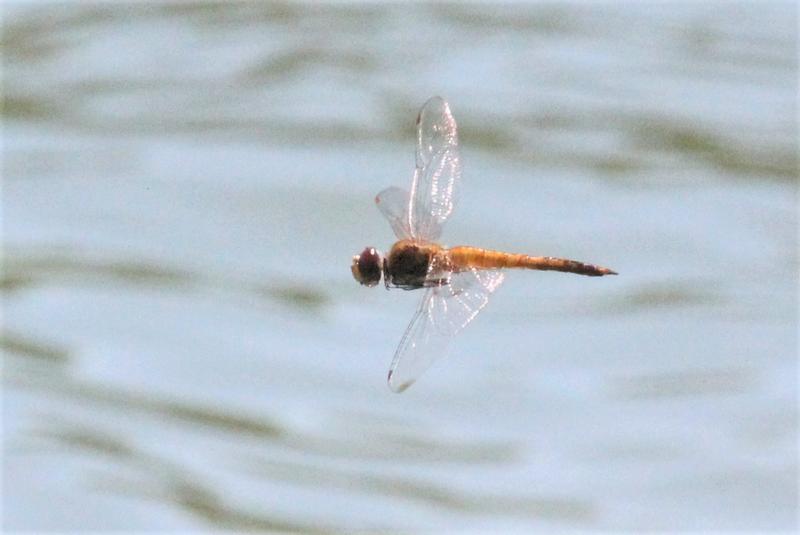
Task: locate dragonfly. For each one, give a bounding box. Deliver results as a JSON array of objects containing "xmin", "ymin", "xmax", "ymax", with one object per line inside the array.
[{"xmin": 351, "ymin": 96, "xmax": 617, "ymax": 393}]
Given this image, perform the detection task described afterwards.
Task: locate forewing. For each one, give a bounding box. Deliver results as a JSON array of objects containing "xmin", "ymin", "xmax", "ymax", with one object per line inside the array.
[
  {"xmin": 375, "ymin": 186, "xmax": 412, "ymax": 239},
  {"xmin": 386, "ymin": 289, "xmax": 445, "ymax": 393},
  {"xmin": 409, "ymin": 97, "xmax": 461, "ymax": 242},
  {"xmin": 387, "ymin": 268, "xmax": 505, "ymax": 393},
  {"xmin": 415, "ymin": 96, "xmax": 458, "ymax": 169}
]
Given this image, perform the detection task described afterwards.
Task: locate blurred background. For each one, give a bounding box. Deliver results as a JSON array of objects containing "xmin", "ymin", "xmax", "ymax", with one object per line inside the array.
[{"xmin": 3, "ymin": 1, "xmax": 797, "ymax": 532}]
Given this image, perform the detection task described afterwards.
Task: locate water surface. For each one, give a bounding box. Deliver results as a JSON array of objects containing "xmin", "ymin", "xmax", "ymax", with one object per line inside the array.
[{"xmin": 3, "ymin": 2, "xmax": 798, "ymax": 531}]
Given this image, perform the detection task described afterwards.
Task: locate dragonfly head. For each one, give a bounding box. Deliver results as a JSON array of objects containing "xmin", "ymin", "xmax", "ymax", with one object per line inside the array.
[{"xmin": 351, "ymin": 246, "xmax": 383, "ymax": 287}]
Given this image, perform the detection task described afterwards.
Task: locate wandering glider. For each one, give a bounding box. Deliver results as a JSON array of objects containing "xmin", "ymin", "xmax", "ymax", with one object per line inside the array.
[{"xmin": 351, "ymin": 97, "xmax": 617, "ymax": 393}]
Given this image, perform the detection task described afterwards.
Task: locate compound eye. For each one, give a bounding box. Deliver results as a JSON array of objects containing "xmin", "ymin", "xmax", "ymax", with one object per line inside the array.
[{"xmin": 351, "ymin": 247, "xmax": 382, "ymax": 287}]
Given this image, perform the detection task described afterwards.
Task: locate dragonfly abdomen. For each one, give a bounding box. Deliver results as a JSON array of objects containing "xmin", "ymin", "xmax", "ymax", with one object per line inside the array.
[{"xmin": 448, "ymin": 246, "xmax": 617, "ymax": 277}]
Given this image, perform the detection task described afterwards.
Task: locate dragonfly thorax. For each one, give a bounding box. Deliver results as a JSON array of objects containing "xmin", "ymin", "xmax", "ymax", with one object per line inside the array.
[{"xmin": 385, "ymin": 240, "xmax": 443, "ymax": 290}]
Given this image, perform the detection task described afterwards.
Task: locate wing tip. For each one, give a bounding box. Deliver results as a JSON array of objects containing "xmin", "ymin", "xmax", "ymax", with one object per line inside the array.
[
  {"xmin": 419, "ymin": 95, "xmax": 448, "ymax": 116},
  {"xmin": 387, "ymin": 370, "xmax": 412, "ymax": 393}
]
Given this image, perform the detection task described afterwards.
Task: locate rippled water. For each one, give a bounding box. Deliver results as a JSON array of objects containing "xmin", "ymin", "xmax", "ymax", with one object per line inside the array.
[{"xmin": 3, "ymin": 2, "xmax": 798, "ymax": 532}]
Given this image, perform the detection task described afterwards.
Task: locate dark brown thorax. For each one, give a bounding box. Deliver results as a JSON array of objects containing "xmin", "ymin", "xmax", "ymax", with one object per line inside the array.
[{"xmin": 385, "ymin": 239, "xmax": 443, "ymax": 289}]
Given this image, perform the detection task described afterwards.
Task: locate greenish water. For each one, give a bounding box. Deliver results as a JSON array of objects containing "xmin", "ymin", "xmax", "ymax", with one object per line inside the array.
[{"xmin": 3, "ymin": 2, "xmax": 798, "ymax": 531}]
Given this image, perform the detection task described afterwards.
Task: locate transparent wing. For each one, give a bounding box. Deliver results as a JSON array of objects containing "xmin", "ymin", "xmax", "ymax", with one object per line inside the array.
[
  {"xmin": 375, "ymin": 187, "xmax": 412, "ymax": 240},
  {"xmin": 408, "ymin": 96, "xmax": 461, "ymax": 242},
  {"xmin": 387, "ymin": 268, "xmax": 505, "ymax": 393}
]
